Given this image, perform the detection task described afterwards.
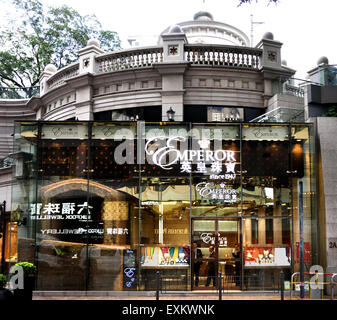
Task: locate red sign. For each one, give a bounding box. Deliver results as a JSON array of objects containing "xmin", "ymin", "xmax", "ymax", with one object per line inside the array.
[{"xmin": 295, "ymin": 242, "xmax": 311, "ymax": 263}]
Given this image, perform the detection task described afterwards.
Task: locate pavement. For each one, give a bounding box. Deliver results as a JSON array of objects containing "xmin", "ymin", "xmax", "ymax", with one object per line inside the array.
[{"xmin": 33, "ymin": 290, "xmax": 283, "ymax": 300}]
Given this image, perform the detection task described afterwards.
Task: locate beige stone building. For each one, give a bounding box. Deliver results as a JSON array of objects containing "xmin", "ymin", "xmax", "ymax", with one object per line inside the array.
[{"xmin": 0, "ymin": 11, "xmax": 336, "ymax": 295}]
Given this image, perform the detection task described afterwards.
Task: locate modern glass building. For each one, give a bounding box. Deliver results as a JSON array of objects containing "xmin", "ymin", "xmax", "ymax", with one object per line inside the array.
[{"xmin": 10, "ymin": 120, "xmax": 316, "ymax": 291}]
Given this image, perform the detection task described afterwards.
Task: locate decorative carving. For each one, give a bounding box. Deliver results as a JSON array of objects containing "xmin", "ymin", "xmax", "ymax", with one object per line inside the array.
[
  {"xmin": 168, "ymin": 45, "xmax": 178, "ymax": 55},
  {"xmin": 83, "ymin": 58, "xmax": 90, "ymax": 68},
  {"xmin": 268, "ymin": 51, "xmax": 277, "ymax": 62}
]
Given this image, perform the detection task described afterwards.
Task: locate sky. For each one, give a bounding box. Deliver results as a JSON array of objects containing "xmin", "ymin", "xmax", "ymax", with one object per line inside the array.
[{"xmin": 1, "ymin": 0, "xmax": 336, "ymax": 80}]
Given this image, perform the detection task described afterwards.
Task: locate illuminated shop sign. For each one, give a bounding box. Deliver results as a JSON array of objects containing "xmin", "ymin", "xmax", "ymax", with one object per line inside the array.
[
  {"xmin": 196, "ymin": 182, "xmax": 237, "ymax": 202},
  {"xmin": 201, "ymin": 233, "xmax": 228, "ymax": 247},
  {"xmin": 145, "ymin": 136, "xmax": 237, "ymax": 176},
  {"xmin": 41, "ymin": 125, "xmax": 87, "ymax": 139},
  {"xmin": 30, "ymin": 202, "xmax": 92, "ymax": 220},
  {"xmin": 141, "ymin": 201, "xmax": 159, "ymax": 205},
  {"xmin": 30, "ymin": 202, "xmax": 128, "ymax": 236},
  {"xmin": 40, "ymin": 228, "xmax": 104, "ymax": 235},
  {"xmin": 242, "ymin": 126, "xmax": 288, "ymax": 141},
  {"xmin": 154, "ymin": 228, "xmax": 188, "ymax": 235},
  {"xmin": 107, "ymin": 227, "xmax": 129, "ymax": 235},
  {"xmin": 92, "ymin": 125, "xmax": 136, "ymax": 140}
]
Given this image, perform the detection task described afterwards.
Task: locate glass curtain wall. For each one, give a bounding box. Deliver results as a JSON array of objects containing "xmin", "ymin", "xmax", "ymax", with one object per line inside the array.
[
  {"xmin": 139, "ymin": 122, "xmax": 191, "ymax": 290},
  {"xmin": 10, "ymin": 122, "xmax": 38, "ymax": 269},
  {"xmin": 241, "ymin": 124, "xmax": 292, "ymax": 289},
  {"xmin": 36, "ymin": 122, "xmax": 89, "ymax": 290},
  {"xmin": 87, "ymin": 122, "xmax": 139, "ymax": 290},
  {"xmin": 10, "ymin": 121, "xmax": 315, "ymax": 291},
  {"xmin": 190, "ymin": 124, "xmax": 241, "ymax": 289}
]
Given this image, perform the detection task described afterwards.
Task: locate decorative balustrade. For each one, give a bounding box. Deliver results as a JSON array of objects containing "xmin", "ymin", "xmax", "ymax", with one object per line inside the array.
[
  {"xmin": 24, "ymin": 45, "xmax": 263, "ymax": 96},
  {"xmin": 47, "ymin": 63, "xmax": 80, "ymax": 90},
  {"xmin": 96, "ymin": 46, "xmax": 164, "ymax": 73},
  {"xmin": 0, "ymin": 157, "xmax": 14, "ymax": 169},
  {"xmin": 185, "ymin": 44, "xmax": 262, "ymax": 69},
  {"xmin": 284, "ymin": 83, "xmax": 305, "ymax": 98}
]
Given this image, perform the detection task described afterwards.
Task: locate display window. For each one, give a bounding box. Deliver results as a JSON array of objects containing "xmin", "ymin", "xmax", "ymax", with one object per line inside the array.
[{"xmin": 9, "ymin": 121, "xmax": 316, "ymax": 291}]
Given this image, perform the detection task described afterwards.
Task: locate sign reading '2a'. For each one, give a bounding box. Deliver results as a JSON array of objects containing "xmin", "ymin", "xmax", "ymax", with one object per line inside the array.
[
  {"xmin": 328, "ymin": 238, "xmax": 337, "ymax": 249},
  {"xmin": 329, "ymin": 241, "xmax": 337, "ymax": 248}
]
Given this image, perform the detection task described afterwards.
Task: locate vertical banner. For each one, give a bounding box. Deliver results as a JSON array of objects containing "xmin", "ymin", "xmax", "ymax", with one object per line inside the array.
[{"xmin": 123, "ymin": 249, "xmax": 137, "ymax": 289}]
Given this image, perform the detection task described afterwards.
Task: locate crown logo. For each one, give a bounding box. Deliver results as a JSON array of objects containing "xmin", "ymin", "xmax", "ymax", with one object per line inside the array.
[{"xmin": 198, "ymin": 139, "xmax": 210, "ymax": 149}]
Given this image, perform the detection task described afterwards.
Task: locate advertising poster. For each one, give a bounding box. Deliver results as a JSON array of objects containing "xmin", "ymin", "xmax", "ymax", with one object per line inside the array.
[
  {"xmin": 141, "ymin": 247, "xmax": 190, "ymax": 267},
  {"xmin": 295, "ymin": 242, "xmax": 311, "ymax": 263},
  {"xmin": 123, "ymin": 249, "xmax": 137, "ymax": 289},
  {"xmin": 245, "ymin": 247, "xmax": 291, "ymax": 267}
]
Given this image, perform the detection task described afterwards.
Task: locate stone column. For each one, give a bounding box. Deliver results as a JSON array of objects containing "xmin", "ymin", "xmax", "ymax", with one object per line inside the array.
[
  {"xmin": 153, "ymin": 25, "xmax": 188, "ymax": 122},
  {"xmin": 70, "ymin": 39, "xmax": 104, "ymax": 120},
  {"xmin": 256, "ymin": 32, "xmax": 294, "ymax": 108}
]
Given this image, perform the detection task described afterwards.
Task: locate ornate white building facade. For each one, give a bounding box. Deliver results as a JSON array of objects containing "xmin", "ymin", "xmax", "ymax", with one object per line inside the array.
[{"xmin": 0, "ymin": 11, "xmax": 335, "ymax": 295}]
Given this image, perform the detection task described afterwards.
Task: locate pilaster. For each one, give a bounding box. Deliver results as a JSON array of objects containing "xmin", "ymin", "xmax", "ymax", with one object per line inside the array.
[{"xmin": 155, "ymin": 26, "xmax": 188, "ymax": 121}]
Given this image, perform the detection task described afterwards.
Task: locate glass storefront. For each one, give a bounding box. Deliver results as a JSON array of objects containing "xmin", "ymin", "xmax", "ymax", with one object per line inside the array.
[{"xmin": 10, "ymin": 121, "xmax": 316, "ymax": 291}]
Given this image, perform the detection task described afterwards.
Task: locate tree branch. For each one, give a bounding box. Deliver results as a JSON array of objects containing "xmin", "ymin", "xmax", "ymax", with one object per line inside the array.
[{"xmin": 0, "ymin": 72, "xmax": 24, "ymax": 88}]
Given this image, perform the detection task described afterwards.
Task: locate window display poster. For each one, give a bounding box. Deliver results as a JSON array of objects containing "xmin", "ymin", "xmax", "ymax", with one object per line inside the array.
[
  {"xmin": 295, "ymin": 242, "xmax": 311, "ymax": 263},
  {"xmin": 141, "ymin": 247, "xmax": 190, "ymax": 267},
  {"xmin": 245, "ymin": 247, "xmax": 291, "ymax": 267},
  {"xmin": 123, "ymin": 249, "xmax": 137, "ymax": 289}
]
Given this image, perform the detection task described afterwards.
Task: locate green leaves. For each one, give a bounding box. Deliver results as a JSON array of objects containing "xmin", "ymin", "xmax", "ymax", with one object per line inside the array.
[
  {"xmin": 322, "ymin": 106, "xmax": 337, "ymax": 117},
  {"xmin": 0, "ymin": 0, "xmax": 121, "ymax": 96},
  {"xmin": 14, "ymin": 262, "xmax": 37, "ymax": 276},
  {"xmin": 0, "ymin": 274, "xmax": 6, "ymax": 288}
]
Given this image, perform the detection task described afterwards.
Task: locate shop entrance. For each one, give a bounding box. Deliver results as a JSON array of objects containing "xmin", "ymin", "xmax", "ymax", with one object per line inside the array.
[{"xmin": 191, "ymin": 218, "xmax": 241, "ymax": 290}]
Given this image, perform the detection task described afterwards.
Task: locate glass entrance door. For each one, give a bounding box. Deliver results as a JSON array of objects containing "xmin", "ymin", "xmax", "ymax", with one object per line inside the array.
[{"xmin": 191, "ymin": 218, "xmax": 240, "ymax": 290}]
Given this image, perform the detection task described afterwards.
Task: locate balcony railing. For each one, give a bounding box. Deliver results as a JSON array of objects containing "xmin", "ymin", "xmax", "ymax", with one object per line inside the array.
[
  {"xmin": 185, "ymin": 44, "xmax": 262, "ymax": 69},
  {"xmin": 0, "ymin": 157, "xmax": 14, "ymax": 169},
  {"xmin": 96, "ymin": 46, "xmax": 164, "ymax": 73},
  {"xmin": 1, "ymin": 44, "xmax": 264, "ymax": 99},
  {"xmin": 284, "ymin": 83, "xmax": 305, "ymax": 98},
  {"xmin": 47, "ymin": 63, "xmax": 80, "ymax": 90}
]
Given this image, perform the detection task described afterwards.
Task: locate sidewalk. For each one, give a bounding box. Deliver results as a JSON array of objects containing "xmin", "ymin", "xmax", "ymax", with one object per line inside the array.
[{"xmin": 33, "ymin": 290, "xmax": 282, "ymax": 300}]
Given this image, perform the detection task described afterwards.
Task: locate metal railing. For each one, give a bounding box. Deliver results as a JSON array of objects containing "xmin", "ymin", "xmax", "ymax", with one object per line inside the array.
[
  {"xmin": 139, "ymin": 274, "xmax": 189, "ymax": 292},
  {"xmin": 289, "ymin": 271, "xmax": 337, "ymax": 300},
  {"xmin": 152, "ymin": 271, "xmax": 283, "ymax": 300}
]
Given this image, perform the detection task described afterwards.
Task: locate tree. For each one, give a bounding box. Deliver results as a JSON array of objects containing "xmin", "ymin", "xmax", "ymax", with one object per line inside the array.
[
  {"xmin": 238, "ymin": 0, "xmax": 279, "ymax": 5},
  {"xmin": 0, "ymin": 0, "xmax": 121, "ymax": 98},
  {"xmin": 322, "ymin": 106, "xmax": 337, "ymax": 117}
]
